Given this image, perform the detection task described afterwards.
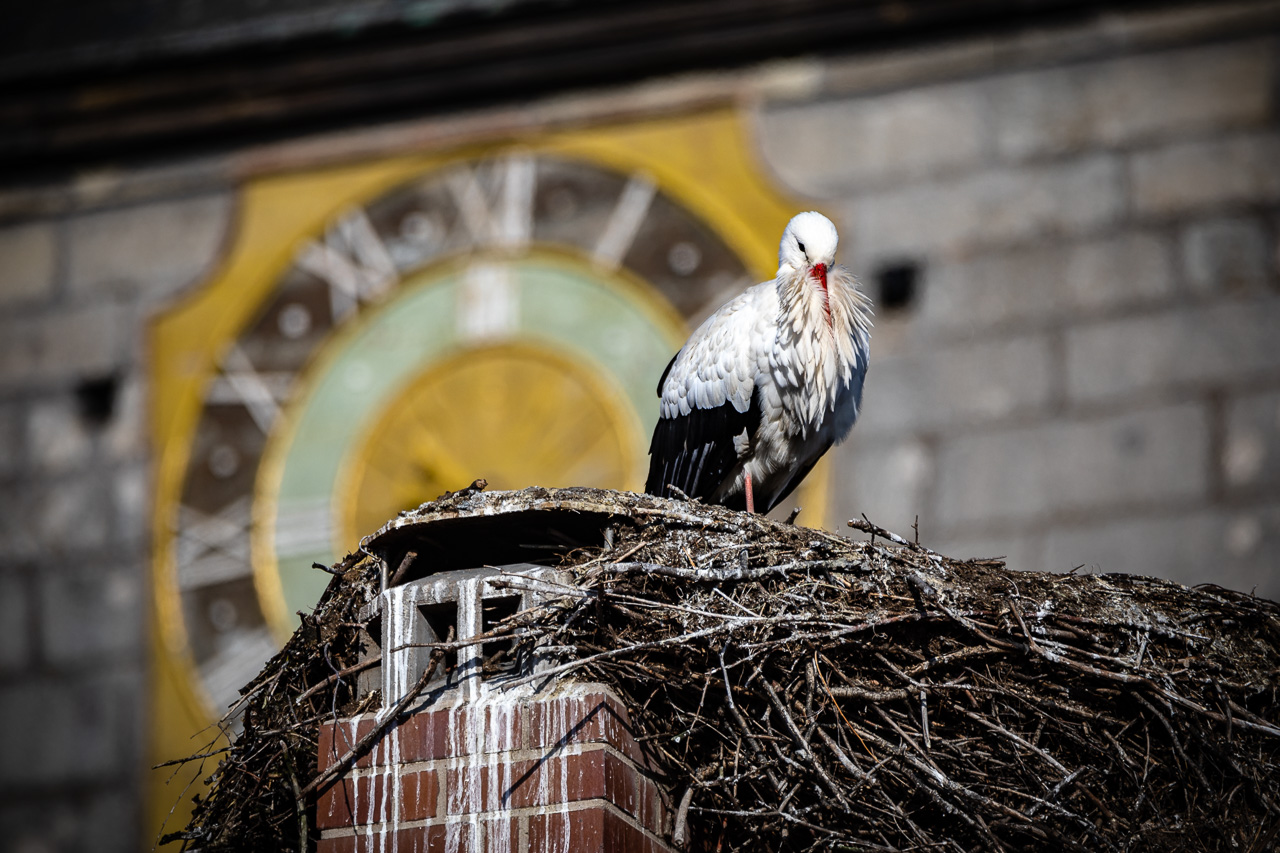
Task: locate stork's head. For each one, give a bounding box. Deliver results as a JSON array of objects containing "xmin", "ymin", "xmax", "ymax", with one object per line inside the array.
[{"xmin": 778, "ymin": 211, "xmax": 839, "ymax": 284}]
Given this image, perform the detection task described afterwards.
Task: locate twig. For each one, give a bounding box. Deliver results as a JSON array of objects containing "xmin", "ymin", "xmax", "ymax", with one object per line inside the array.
[
  {"xmin": 294, "ymin": 656, "xmax": 382, "ymax": 706},
  {"xmin": 388, "ymin": 550, "xmax": 418, "ymax": 587},
  {"xmin": 673, "ymin": 786, "xmax": 696, "ymax": 848}
]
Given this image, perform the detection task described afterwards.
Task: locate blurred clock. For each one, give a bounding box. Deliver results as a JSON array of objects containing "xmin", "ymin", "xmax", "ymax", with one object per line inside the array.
[
  {"xmin": 148, "ymin": 111, "xmax": 826, "ymax": 835},
  {"xmin": 165, "ymin": 149, "xmax": 774, "ymax": 712}
]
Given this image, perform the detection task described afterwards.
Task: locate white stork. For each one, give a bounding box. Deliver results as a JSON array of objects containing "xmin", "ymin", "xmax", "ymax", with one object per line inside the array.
[{"xmin": 645, "ymin": 211, "xmax": 873, "ymax": 514}]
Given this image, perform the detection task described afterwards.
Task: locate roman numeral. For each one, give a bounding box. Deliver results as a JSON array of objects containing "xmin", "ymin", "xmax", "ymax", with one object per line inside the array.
[
  {"xmin": 446, "ymin": 153, "xmax": 537, "ymax": 251},
  {"xmin": 205, "ymin": 344, "xmax": 291, "ymax": 433},
  {"xmin": 296, "ymin": 207, "xmax": 398, "ymax": 324},
  {"xmin": 175, "ymin": 496, "xmax": 252, "ymax": 590},
  {"xmin": 594, "ymin": 174, "xmax": 656, "ymax": 270}
]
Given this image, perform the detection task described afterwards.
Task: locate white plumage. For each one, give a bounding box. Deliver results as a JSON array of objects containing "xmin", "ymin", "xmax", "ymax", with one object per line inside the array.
[{"xmin": 645, "ymin": 212, "xmax": 873, "ymax": 513}]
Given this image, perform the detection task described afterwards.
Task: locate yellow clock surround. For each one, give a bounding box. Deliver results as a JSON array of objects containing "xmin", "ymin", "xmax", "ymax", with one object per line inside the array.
[{"xmin": 146, "ymin": 108, "xmax": 832, "ymax": 841}]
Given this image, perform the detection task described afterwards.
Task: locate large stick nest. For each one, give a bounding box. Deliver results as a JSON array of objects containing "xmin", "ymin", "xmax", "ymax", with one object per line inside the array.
[{"xmin": 167, "ymin": 487, "xmax": 1280, "ymax": 852}]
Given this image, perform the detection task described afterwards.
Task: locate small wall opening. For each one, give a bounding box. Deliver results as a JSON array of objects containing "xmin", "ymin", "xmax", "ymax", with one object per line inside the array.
[
  {"xmin": 75, "ymin": 374, "xmax": 119, "ymax": 426},
  {"xmin": 481, "ymin": 595, "xmax": 522, "ymax": 676},
  {"xmin": 419, "ymin": 601, "xmax": 458, "ymax": 678},
  {"xmin": 873, "ymin": 260, "xmax": 922, "ymax": 313}
]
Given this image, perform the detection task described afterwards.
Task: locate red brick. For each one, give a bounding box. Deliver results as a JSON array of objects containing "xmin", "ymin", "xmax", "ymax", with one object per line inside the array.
[
  {"xmin": 394, "ymin": 709, "xmax": 450, "ymax": 763},
  {"xmin": 530, "ymin": 808, "xmax": 604, "ymax": 853},
  {"xmin": 318, "ymin": 712, "xmax": 446, "ymax": 769},
  {"xmin": 317, "ymin": 822, "xmax": 475, "ymax": 853},
  {"xmin": 317, "ymin": 767, "xmax": 439, "ymax": 828},
  {"xmin": 601, "ymin": 753, "xmax": 667, "ymax": 835},
  {"xmin": 447, "ymin": 757, "xmax": 532, "ymax": 815},
  {"xmin": 424, "ymin": 821, "xmax": 477, "ymax": 852},
  {"xmin": 482, "ymin": 815, "xmax": 523, "ymax": 853},
  {"xmin": 440, "ymin": 749, "xmax": 668, "ymax": 829},
  {"xmin": 400, "ymin": 702, "xmax": 525, "ymax": 763},
  {"xmin": 318, "ymin": 717, "xmax": 378, "ymax": 773},
  {"xmin": 321, "ymin": 701, "xmax": 525, "ymax": 772},
  {"xmin": 602, "ymin": 753, "xmax": 638, "ymax": 817},
  {"xmin": 529, "ymin": 694, "xmax": 610, "ymax": 747},
  {"xmin": 528, "ymin": 694, "xmax": 645, "ymax": 764},
  {"xmin": 602, "ymin": 810, "xmax": 655, "ymax": 853},
  {"xmin": 447, "ymin": 752, "xmax": 614, "ymax": 814},
  {"xmin": 319, "ymin": 716, "xmax": 434, "ymax": 771},
  {"xmin": 634, "ymin": 773, "xmax": 668, "ymax": 838},
  {"xmin": 529, "ymin": 807, "xmax": 674, "ymax": 853}
]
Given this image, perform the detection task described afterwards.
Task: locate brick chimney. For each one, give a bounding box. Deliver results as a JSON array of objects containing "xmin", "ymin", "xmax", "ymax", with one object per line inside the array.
[{"xmin": 314, "ymin": 563, "xmax": 675, "ymax": 852}]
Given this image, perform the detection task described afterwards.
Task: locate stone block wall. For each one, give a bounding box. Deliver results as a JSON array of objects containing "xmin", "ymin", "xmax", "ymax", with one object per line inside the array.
[
  {"xmin": 754, "ymin": 29, "xmax": 1280, "ymax": 597},
  {"xmin": 0, "ymin": 182, "xmax": 234, "ymax": 852},
  {"xmin": 315, "ymin": 688, "xmax": 672, "ymax": 853}
]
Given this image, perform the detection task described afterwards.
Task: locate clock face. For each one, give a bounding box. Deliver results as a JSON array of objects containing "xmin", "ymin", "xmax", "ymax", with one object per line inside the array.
[{"xmin": 167, "ymin": 152, "xmax": 759, "ymax": 714}]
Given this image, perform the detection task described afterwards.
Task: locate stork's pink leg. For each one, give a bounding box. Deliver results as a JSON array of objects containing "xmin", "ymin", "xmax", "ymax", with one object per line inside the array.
[{"xmin": 744, "ymin": 472, "xmax": 755, "ymax": 514}]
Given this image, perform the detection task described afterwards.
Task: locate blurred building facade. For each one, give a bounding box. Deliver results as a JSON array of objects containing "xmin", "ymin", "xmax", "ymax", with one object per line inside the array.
[{"xmin": 0, "ymin": 1, "xmax": 1278, "ymax": 851}]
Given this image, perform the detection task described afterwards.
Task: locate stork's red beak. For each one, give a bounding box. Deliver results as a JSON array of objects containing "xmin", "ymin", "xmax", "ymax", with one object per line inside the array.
[{"xmin": 811, "ymin": 262, "xmax": 832, "ymax": 328}]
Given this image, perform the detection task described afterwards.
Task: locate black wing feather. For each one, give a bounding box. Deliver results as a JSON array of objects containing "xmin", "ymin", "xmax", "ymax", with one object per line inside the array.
[{"xmin": 645, "ymin": 389, "xmax": 762, "ymax": 504}]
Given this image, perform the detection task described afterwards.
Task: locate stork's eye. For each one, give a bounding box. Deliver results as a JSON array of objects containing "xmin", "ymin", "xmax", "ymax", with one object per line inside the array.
[{"xmin": 796, "ymin": 240, "xmax": 806, "ymax": 254}]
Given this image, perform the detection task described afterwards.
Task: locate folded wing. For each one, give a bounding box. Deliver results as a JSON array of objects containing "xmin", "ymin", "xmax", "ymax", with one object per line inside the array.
[{"xmin": 645, "ymin": 289, "xmax": 766, "ymax": 503}]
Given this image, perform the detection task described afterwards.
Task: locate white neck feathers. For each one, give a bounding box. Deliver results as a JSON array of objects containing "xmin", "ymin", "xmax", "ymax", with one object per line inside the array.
[{"xmin": 774, "ymin": 265, "xmax": 873, "ymax": 428}]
